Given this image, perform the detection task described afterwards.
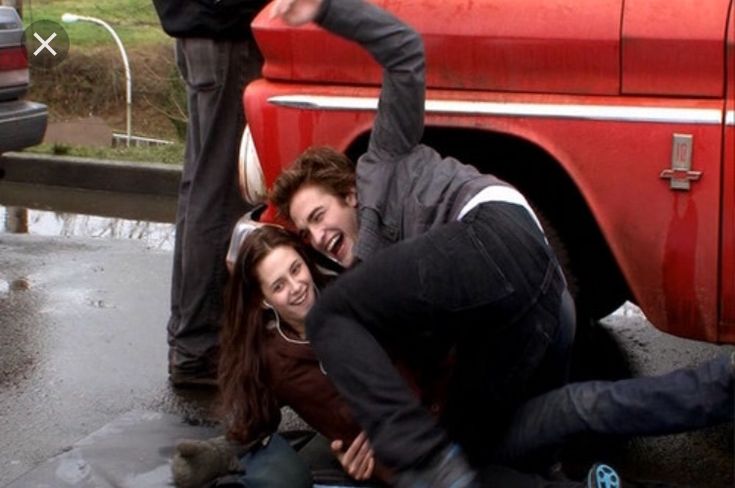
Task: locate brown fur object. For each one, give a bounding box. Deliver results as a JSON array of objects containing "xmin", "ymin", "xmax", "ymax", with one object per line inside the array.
[{"xmin": 171, "ymin": 436, "xmax": 242, "ymax": 488}]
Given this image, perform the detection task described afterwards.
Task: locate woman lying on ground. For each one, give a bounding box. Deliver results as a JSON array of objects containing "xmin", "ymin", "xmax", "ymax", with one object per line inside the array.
[
  {"xmin": 171, "ymin": 219, "xmax": 733, "ymax": 488},
  {"xmin": 172, "ymin": 222, "xmax": 396, "ymax": 488}
]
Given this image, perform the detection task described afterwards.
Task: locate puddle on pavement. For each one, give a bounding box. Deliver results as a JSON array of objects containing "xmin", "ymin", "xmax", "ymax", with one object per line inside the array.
[{"xmin": 0, "ymin": 206, "xmax": 175, "ymax": 251}]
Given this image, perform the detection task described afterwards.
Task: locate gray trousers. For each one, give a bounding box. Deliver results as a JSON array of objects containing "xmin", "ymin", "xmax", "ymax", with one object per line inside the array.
[{"xmin": 168, "ymin": 37, "xmax": 261, "ymax": 370}]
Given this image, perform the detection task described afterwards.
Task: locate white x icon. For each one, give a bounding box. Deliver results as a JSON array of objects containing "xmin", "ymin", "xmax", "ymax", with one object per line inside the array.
[{"xmin": 33, "ymin": 31, "xmax": 57, "ymax": 56}]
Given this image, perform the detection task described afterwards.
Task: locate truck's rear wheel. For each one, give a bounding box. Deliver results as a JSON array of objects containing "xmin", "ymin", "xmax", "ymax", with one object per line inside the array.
[{"xmin": 536, "ymin": 211, "xmax": 631, "ymax": 381}]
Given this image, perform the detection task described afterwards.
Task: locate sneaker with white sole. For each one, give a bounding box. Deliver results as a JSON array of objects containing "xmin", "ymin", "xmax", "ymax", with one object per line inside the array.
[{"xmin": 587, "ymin": 463, "xmax": 621, "ymax": 488}]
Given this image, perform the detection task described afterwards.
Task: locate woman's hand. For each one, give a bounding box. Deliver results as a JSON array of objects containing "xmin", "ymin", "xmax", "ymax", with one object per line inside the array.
[
  {"xmin": 330, "ymin": 431, "xmax": 375, "ymax": 481},
  {"xmin": 270, "ymin": 0, "xmax": 323, "ymax": 26}
]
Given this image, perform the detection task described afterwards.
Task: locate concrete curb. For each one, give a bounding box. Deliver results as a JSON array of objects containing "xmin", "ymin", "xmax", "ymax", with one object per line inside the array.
[{"xmin": 0, "ymin": 152, "xmax": 181, "ymax": 196}]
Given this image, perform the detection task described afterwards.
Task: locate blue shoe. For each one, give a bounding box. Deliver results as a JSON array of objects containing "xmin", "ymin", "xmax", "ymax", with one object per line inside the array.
[{"xmin": 587, "ymin": 464, "xmax": 620, "ymax": 488}]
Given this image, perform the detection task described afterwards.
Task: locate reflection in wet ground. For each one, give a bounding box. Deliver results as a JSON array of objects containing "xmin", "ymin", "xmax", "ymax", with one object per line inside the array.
[{"xmin": 0, "ymin": 206, "xmax": 175, "ymax": 251}]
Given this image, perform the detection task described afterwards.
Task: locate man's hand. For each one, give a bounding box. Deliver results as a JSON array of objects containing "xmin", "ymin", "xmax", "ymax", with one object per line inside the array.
[
  {"xmin": 330, "ymin": 431, "xmax": 375, "ymax": 481},
  {"xmin": 270, "ymin": 0, "xmax": 323, "ymax": 26}
]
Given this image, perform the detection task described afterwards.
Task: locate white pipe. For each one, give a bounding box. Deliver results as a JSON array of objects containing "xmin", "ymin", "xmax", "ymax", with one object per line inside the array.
[{"xmin": 63, "ymin": 14, "xmax": 132, "ymax": 146}]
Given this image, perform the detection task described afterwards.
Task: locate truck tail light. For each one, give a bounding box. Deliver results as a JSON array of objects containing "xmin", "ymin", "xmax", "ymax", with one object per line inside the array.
[
  {"xmin": 0, "ymin": 46, "xmax": 28, "ymax": 71},
  {"xmin": 238, "ymin": 125, "xmax": 267, "ymax": 204}
]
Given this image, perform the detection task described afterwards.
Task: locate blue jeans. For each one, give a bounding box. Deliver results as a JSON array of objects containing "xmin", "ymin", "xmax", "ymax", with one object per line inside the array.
[
  {"xmin": 232, "ymin": 434, "xmax": 371, "ymax": 488},
  {"xmin": 231, "ymin": 433, "xmax": 593, "ymax": 488},
  {"xmin": 237, "ymin": 434, "xmax": 312, "ymax": 488}
]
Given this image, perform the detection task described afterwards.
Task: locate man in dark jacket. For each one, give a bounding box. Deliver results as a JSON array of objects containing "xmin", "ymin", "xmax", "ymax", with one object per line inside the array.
[
  {"xmin": 269, "ymin": 0, "xmax": 576, "ymax": 481},
  {"xmin": 152, "ymin": 0, "xmax": 267, "ymax": 387}
]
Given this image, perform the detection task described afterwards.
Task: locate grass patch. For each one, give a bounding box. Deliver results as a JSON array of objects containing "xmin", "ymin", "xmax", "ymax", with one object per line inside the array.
[
  {"xmin": 24, "ymin": 142, "xmax": 185, "ymax": 166},
  {"xmin": 23, "ymin": 1, "xmax": 187, "ymax": 147},
  {"xmin": 23, "ymin": 0, "xmax": 170, "ymax": 48}
]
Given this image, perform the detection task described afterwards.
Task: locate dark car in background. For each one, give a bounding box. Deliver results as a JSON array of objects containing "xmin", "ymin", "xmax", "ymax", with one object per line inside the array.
[{"xmin": 0, "ymin": 6, "xmax": 47, "ymax": 153}]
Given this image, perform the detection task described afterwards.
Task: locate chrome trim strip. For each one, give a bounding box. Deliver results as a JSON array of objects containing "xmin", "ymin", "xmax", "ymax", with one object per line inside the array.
[
  {"xmin": 726, "ymin": 110, "xmax": 735, "ymax": 126},
  {"xmin": 0, "ymin": 111, "xmax": 47, "ymax": 125},
  {"xmin": 269, "ymin": 95, "xmax": 724, "ymax": 125}
]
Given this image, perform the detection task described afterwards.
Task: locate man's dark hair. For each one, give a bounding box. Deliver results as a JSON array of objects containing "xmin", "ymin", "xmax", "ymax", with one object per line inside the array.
[{"xmin": 269, "ymin": 146, "xmax": 356, "ymax": 221}]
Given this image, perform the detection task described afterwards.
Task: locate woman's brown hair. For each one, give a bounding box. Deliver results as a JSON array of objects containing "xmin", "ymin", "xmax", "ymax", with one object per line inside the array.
[{"xmin": 218, "ymin": 225, "xmax": 326, "ymax": 443}]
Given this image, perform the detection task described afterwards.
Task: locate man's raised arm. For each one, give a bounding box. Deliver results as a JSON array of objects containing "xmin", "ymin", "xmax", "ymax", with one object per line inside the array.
[{"xmin": 271, "ymin": 0, "xmax": 426, "ymax": 160}]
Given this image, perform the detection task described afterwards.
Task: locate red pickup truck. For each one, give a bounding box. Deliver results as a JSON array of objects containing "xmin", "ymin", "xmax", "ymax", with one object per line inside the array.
[{"xmin": 240, "ymin": 0, "xmax": 735, "ymax": 344}]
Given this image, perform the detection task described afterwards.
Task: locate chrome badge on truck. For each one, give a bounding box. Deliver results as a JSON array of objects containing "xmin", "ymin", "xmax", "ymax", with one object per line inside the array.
[{"xmin": 660, "ymin": 134, "xmax": 701, "ymax": 191}]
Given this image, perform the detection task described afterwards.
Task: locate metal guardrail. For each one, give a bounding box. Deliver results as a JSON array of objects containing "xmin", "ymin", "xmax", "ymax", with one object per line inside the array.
[
  {"xmin": 111, "ymin": 133, "xmax": 174, "ymax": 148},
  {"xmin": 0, "ymin": 152, "xmax": 181, "ymax": 196},
  {"xmin": 0, "ymin": 152, "xmax": 182, "ymax": 223}
]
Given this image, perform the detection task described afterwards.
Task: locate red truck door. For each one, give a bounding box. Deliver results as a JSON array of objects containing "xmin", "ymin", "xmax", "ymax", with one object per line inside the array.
[
  {"xmin": 620, "ymin": 0, "xmax": 730, "ymax": 340},
  {"xmin": 720, "ymin": 4, "xmax": 735, "ymax": 341}
]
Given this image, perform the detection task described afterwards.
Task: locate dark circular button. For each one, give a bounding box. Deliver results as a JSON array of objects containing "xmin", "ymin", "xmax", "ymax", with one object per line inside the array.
[{"xmin": 23, "ymin": 20, "xmax": 70, "ymax": 70}]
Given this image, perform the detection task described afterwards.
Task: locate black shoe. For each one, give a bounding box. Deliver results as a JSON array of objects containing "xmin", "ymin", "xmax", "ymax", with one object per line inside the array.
[
  {"xmin": 587, "ymin": 464, "xmax": 621, "ymax": 488},
  {"xmin": 395, "ymin": 444, "xmax": 478, "ymax": 488},
  {"xmin": 169, "ymin": 347, "xmax": 218, "ymax": 388},
  {"xmin": 169, "ymin": 368, "xmax": 218, "ymax": 388}
]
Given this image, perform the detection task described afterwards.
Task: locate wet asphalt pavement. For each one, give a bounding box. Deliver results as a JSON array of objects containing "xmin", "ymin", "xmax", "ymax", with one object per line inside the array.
[
  {"xmin": 0, "ymin": 233, "xmax": 218, "ymax": 486},
  {"xmin": 0, "ymin": 232, "xmax": 733, "ymax": 487}
]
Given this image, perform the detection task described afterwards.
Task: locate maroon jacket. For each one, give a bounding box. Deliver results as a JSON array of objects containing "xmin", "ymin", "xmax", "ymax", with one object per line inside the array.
[
  {"xmin": 263, "ymin": 326, "xmax": 361, "ymax": 444},
  {"xmin": 262, "ymin": 324, "xmax": 452, "ymax": 446}
]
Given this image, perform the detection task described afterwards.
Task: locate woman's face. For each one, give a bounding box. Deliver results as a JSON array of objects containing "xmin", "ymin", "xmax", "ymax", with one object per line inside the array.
[{"xmin": 256, "ymin": 245, "xmax": 316, "ymax": 327}]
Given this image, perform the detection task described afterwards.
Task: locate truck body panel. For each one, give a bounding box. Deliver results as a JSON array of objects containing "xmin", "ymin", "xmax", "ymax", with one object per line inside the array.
[{"xmin": 245, "ymin": 0, "xmax": 735, "ymax": 343}]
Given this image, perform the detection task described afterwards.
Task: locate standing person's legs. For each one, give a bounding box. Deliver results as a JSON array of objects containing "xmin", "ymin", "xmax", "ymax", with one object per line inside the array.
[{"xmin": 168, "ymin": 38, "xmax": 261, "ymax": 384}]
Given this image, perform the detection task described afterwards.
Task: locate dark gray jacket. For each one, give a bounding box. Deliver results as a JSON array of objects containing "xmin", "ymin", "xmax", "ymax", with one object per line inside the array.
[
  {"xmin": 153, "ymin": 0, "xmax": 267, "ymax": 39},
  {"xmin": 316, "ymin": 0, "xmax": 508, "ymax": 262}
]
